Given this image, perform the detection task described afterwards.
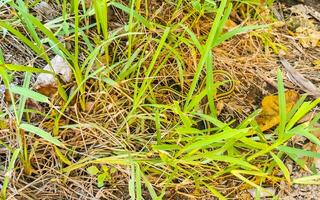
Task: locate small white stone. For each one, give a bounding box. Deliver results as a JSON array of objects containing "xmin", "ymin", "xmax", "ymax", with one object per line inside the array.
[{"xmin": 35, "ymin": 55, "xmax": 72, "ymax": 89}]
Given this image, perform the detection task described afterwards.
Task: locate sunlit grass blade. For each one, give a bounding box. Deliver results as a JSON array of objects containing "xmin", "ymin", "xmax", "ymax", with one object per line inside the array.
[
  {"xmin": 62, "ymin": 154, "xmax": 131, "ymax": 173},
  {"xmin": 133, "ymin": 27, "xmax": 171, "ymax": 111},
  {"xmin": 286, "ymin": 95, "xmax": 307, "ymax": 122},
  {"xmin": 213, "ymin": 25, "xmax": 269, "ymax": 47},
  {"xmin": 185, "ymin": 154, "xmax": 259, "ymax": 170},
  {"xmin": 0, "ymin": 64, "xmax": 54, "ymax": 75},
  {"xmin": 194, "ymin": 113, "xmax": 229, "ymax": 129},
  {"xmin": 11, "ymin": 0, "xmax": 50, "ymax": 62},
  {"xmin": 206, "ymin": 52, "xmax": 217, "ymax": 117},
  {"xmin": 54, "ymin": 146, "xmax": 72, "ymax": 165},
  {"xmin": 180, "ymin": 128, "xmax": 248, "ymax": 154},
  {"xmin": 25, "ymin": 13, "xmax": 73, "ymax": 60},
  {"xmin": 231, "ymin": 170, "xmax": 277, "ymax": 197},
  {"xmin": 277, "ymin": 68, "xmax": 286, "ymax": 138},
  {"xmin": 270, "ymin": 152, "xmax": 291, "ymax": 184},
  {"xmin": 185, "ymin": 0, "xmax": 228, "ymax": 109},
  {"xmin": 93, "ymin": 0, "xmax": 110, "ymax": 61},
  {"xmin": 215, "ymin": 2, "xmax": 233, "ymax": 37},
  {"xmin": 289, "ymin": 124, "xmax": 320, "ymax": 146},
  {"xmin": 286, "ymin": 98, "xmax": 320, "ymax": 131},
  {"xmin": 135, "ymin": 164, "xmax": 142, "ymax": 200},
  {"xmin": 293, "ymin": 175, "xmax": 320, "ymax": 185},
  {"xmin": 141, "ymin": 169, "xmax": 158, "ymax": 199},
  {"xmin": 202, "ymin": 182, "xmax": 227, "ymax": 200},
  {"xmin": 129, "ymin": 163, "xmax": 136, "ymax": 200}
]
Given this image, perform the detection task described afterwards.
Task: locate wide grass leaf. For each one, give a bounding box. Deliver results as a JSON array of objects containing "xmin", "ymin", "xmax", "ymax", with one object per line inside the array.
[
  {"xmin": 278, "ymin": 145, "xmax": 320, "ymax": 158},
  {"xmin": 10, "ymin": 86, "xmax": 49, "ymax": 103},
  {"xmin": 185, "ymin": 154, "xmax": 259, "ymax": 170},
  {"xmin": 20, "ymin": 124, "xmax": 64, "ymax": 147}
]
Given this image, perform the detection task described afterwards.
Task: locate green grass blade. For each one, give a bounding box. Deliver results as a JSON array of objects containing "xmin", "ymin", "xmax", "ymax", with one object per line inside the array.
[
  {"xmin": 293, "ymin": 175, "xmax": 320, "ymax": 185},
  {"xmin": 129, "ymin": 163, "xmax": 136, "ymax": 200},
  {"xmin": 185, "ymin": 0, "xmax": 227, "ymax": 109},
  {"xmin": 277, "ymin": 68, "xmax": 286, "ymax": 138},
  {"xmin": 186, "ymin": 154, "xmax": 259, "ymax": 170},
  {"xmin": 20, "ymin": 123, "xmax": 64, "ymax": 147},
  {"xmin": 135, "ymin": 164, "xmax": 142, "ymax": 200},
  {"xmin": 202, "ymin": 182, "xmax": 226, "ymax": 200},
  {"xmin": 0, "ymin": 21, "xmax": 48, "ymax": 61},
  {"xmin": 213, "ymin": 25, "xmax": 269, "ymax": 47},
  {"xmin": 270, "ymin": 152, "xmax": 291, "ymax": 184},
  {"xmin": 110, "ymin": 2, "xmax": 154, "ymax": 29},
  {"xmin": 206, "ymin": 52, "xmax": 217, "ymax": 117},
  {"xmin": 286, "ymin": 98, "xmax": 320, "ymax": 131},
  {"xmin": 180, "ymin": 128, "xmax": 248, "ymax": 153},
  {"xmin": 277, "ymin": 145, "xmax": 320, "ymax": 159},
  {"xmin": 10, "ymin": 85, "xmax": 49, "ymax": 103},
  {"xmin": 0, "ymin": 64, "xmax": 54, "ymax": 75}
]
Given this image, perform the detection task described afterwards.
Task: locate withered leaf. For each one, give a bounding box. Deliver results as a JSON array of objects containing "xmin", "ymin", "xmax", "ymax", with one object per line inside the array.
[{"xmin": 256, "ymin": 90, "xmax": 300, "ymax": 131}]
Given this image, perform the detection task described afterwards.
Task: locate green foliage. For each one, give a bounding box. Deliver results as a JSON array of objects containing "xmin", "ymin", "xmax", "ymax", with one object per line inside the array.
[
  {"xmin": 0, "ymin": 0, "xmax": 319, "ymax": 199},
  {"xmin": 86, "ymin": 165, "xmax": 113, "ymax": 188}
]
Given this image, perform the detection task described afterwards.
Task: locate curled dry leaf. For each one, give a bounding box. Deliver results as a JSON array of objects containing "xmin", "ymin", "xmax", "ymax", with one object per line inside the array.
[
  {"xmin": 35, "ymin": 55, "xmax": 72, "ymax": 97},
  {"xmin": 256, "ymin": 90, "xmax": 300, "ymax": 131},
  {"xmin": 281, "ymin": 59, "xmax": 320, "ymax": 98}
]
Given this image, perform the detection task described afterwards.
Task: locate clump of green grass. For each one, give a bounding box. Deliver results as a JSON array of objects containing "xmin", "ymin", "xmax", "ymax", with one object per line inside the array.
[{"xmin": 0, "ymin": 0, "xmax": 319, "ymax": 199}]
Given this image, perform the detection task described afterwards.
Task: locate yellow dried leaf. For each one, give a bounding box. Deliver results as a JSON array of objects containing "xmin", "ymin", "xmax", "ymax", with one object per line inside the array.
[
  {"xmin": 295, "ymin": 27, "xmax": 320, "ymax": 48},
  {"xmin": 256, "ymin": 90, "xmax": 300, "ymax": 131},
  {"xmin": 224, "ymin": 19, "xmax": 237, "ymax": 30}
]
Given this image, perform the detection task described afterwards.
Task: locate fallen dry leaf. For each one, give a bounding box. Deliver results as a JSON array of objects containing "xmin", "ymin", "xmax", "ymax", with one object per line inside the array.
[
  {"xmin": 281, "ymin": 59, "xmax": 320, "ymax": 98},
  {"xmin": 256, "ymin": 90, "xmax": 300, "ymax": 131},
  {"xmin": 295, "ymin": 27, "xmax": 320, "ymax": 48},
  {"xmin": 223, "ymin": 19, "xmax": 238, "ymax": 31},
  {"xmin": 35, "ymin": 55, "xmax": 72, "ymax": 97}
]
